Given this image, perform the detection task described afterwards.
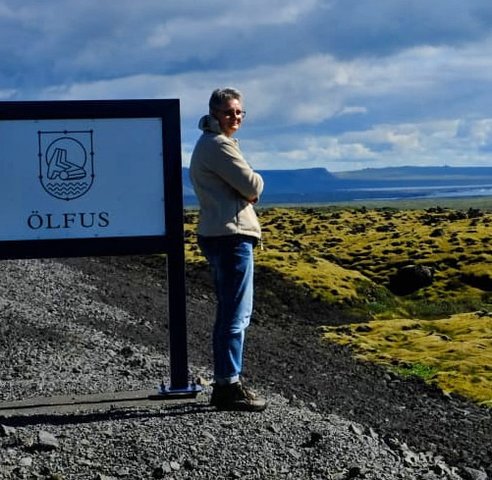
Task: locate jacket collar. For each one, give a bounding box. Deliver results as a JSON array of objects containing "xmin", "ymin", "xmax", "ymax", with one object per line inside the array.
[{"xmin": 198, "ymin": 114, "xmax": 223, "ymax": 134}]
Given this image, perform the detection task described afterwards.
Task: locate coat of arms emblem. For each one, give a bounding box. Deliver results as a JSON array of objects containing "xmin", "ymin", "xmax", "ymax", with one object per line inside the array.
[{"xmin": 38, "ymin": 130, "xmax": 94, "ymax": 200}]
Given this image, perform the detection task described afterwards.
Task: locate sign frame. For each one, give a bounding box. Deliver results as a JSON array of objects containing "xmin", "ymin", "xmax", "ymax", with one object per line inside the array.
[{"xmin": 0, "ymin": 99, "xmax": 198, "ymax": 396}]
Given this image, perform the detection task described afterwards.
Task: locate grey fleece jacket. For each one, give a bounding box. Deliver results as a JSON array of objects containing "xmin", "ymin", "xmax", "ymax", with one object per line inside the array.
[{"xmin": 189, "ymin": 115, "xmax": 264, "ymax": 239}]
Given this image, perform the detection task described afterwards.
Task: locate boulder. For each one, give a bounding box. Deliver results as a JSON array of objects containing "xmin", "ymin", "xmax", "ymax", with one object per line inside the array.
[{"xmin": 389, "ymin": 265, "xmax": 434, "ymax": 295}]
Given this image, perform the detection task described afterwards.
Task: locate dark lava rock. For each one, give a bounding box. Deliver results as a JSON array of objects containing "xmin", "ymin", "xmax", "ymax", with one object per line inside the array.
[{"xmin": 388, "ymin": 264, "xmax": 434, "ymax": 295}]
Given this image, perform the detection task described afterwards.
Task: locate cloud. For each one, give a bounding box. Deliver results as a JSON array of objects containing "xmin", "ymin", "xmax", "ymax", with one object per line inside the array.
[
  {"xmin": 0, "ymin": 0, "xmax": 320, "ymax": 85},
  {"xmin": 244, "ymin": 117, "xmax": 492, "ymax": 172},
  {"xmin": 32, "ymin": 35, "xmax": 492, "ymax": 173},
  {"xmin": 3, "ymin": 0, "xmax": 492, "ymax": 172},
  {"xmin": 0, "ymin": 88, "xmax": 17, "ymax": 99},
  {"xmin": 306, "ymin": 0, "xmax": 492, "ymax": 58},
  {"xmin": 336, "ymin": 106, "xmax": 367, "ymax": 117}
]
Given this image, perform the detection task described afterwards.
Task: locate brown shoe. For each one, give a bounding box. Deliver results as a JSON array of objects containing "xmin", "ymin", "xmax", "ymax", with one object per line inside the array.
[{"xmin": 210, "ymin": 382, "xmax": 267, "ymax": 412}]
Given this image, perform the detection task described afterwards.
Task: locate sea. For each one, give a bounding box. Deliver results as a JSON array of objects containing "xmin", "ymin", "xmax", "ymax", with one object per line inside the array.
[{"xmin": 349, "ymin": 184, "xmax": 492, "ymax": 201}]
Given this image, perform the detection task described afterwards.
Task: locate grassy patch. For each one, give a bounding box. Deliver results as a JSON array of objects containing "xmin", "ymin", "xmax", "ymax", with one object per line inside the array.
[
  {"xmin": 393, "ymin": 363, "xmax": 438, "ymax": 381},
  {"xmin": 323, "ymin": 312, "xmax": 492, "ymax": 406}
]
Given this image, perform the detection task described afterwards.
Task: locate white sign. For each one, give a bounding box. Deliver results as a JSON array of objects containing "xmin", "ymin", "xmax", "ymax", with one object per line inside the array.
[{"xmin": 0, "ymin": 117, "xmax": 165, "ymax": 241}]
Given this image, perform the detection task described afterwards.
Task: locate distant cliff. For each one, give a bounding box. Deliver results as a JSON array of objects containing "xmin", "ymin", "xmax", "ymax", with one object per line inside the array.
[{"xmin": 183, "ymin": 166, "xmax": 492, "ymax": 205}]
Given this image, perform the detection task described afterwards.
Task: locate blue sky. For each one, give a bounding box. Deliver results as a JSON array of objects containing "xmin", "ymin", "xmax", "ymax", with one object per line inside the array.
[{"xmin": 2, "ymin": 0, "xmax": 492, "ymax": 171}]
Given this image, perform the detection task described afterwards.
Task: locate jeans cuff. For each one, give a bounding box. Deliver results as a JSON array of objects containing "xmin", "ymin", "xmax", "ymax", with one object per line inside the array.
[{"xmin": 215, "ymin": 375, "xmax": 240, "ymax": 386}]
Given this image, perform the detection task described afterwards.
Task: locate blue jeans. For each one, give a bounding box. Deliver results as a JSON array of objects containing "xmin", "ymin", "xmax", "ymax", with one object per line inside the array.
[{"xmin": 198, "ymin": 235, "xmax": 256, "ymax": 385}]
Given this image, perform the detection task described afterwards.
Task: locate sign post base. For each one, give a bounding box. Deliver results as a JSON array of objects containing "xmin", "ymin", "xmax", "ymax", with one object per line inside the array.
[{"xmin": 154, "ymin": 383, "xmax": 203, "ymax": 399}]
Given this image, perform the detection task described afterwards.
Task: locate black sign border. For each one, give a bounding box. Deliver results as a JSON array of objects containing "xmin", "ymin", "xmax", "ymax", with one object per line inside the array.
[
  {"xmin": 0, "ymin": 99, "xmax": 195, "ymax": 394},
  {"xmin": 0, "ymin": 99, "xmax": 183, "ymax": 259}
]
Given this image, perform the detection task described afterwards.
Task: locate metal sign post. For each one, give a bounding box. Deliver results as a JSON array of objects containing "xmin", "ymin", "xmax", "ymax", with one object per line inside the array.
[{"xmin": 0, "ymin": 99, "xmax": 199, "ymax": 397}]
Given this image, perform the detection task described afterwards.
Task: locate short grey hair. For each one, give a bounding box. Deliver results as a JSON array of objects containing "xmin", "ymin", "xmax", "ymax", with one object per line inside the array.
[{"xmin": 209, "ymin": 87, "xmax": 243, "ymax": 112}]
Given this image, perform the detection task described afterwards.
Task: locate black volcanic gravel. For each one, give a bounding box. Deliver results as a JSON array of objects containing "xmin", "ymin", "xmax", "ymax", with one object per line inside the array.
[{"xmin": 0, "ymin": 255, "xmax": 490, "ymax": 479}]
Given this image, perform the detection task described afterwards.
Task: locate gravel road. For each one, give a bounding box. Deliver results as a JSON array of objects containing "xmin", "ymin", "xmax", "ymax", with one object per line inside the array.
[{"xmin": 0, "ymin": 256, "xmax": 490, "ymax": 479}]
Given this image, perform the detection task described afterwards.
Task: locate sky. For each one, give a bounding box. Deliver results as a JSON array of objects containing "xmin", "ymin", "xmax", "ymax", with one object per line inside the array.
[{"xmin": 2, "ymin": 0, "xmax": 492, "ymax": 172}]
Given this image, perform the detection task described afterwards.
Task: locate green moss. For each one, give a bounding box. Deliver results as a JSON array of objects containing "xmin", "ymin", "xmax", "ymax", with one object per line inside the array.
[
  {"xmin": 184, "ymin": 206, "xmax": 492, "ymax": 318},
  {"xmin": 393, "ymin": 363, "xmax": 438, "ymax": 380},
  {"xmin": 323, "ymin": 313, "xmax": 492, "ymax": 406}
]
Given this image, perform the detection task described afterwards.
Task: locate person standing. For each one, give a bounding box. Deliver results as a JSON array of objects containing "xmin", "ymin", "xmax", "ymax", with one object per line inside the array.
[{"xmin": 190, "ymin": 88, "xmax": 266, "ymax": 412}]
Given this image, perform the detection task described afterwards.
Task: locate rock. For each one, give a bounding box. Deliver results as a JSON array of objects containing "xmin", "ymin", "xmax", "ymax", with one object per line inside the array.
[
  {"xmin": 346, "ymin": 465, "xmax": 364, "ymax": 479},
  {"xmin": 288, "ymin": 395, "xmax": 305, "ymax": 408},
  {"xmin": 301, "ymin": 431, "xmax": 323, "ymax": 447},
  {"xmin": 266, "ymin": 423, "xmax": 281, "ymax": 434},
  {"xmin": 389, "ymin": 264, "xmax": 434, "ymax": 295},
  {"xmin": 430, "ymin": 228, "xmax": 444, "ymax": 237},
  {"xmin": 183, "ymin": 458, "xmax": 197, "ymax": 471},
  {"xmin": 201, "ymin": 430, "xmax": 216, "ymax": 442},
  {"xmin": 349, "ymin": 423, "xmax": 364, "ymax": 436},
  {"xmin": 119, "ymin": 346, "xmax": 134, "ymax": 358},
  {"xmin": 0, "ymin": 424, "xmax": 16, "ymax": 437},
  {"xmin": 461, "ymin": 467, "xmax": 489, "ymax": 480},
  {"xmin": 153, "ymin": 462, "xmax": 176, "ymax": 477},
  {"xmin": 288, "ymin": 448, "xmax": 302, "ymax": 460},
  {"xmin": 467, "ymin": 208, "xmax": 483, "ymax": 219},
  {"xmin": 195, "ymin": 375, "xmax": 211, "ymax": 386},
  {"xmin": 48, "ymin": 474, "xmax": 65, "ymax": 480},
  {"xmin": 33, "ymin": 431, "xmax": 59, "ymax": 451},
  {"xmin": 152, "ymin": 466, "xmax": 165, "ymax": 478},
  {"xmin": 19, "ymin": 456, "xmax": 33, "ymax": 467},
  {"xmin": 307, "ymin": 400, "xmax": 317, "ymax": 410}
]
